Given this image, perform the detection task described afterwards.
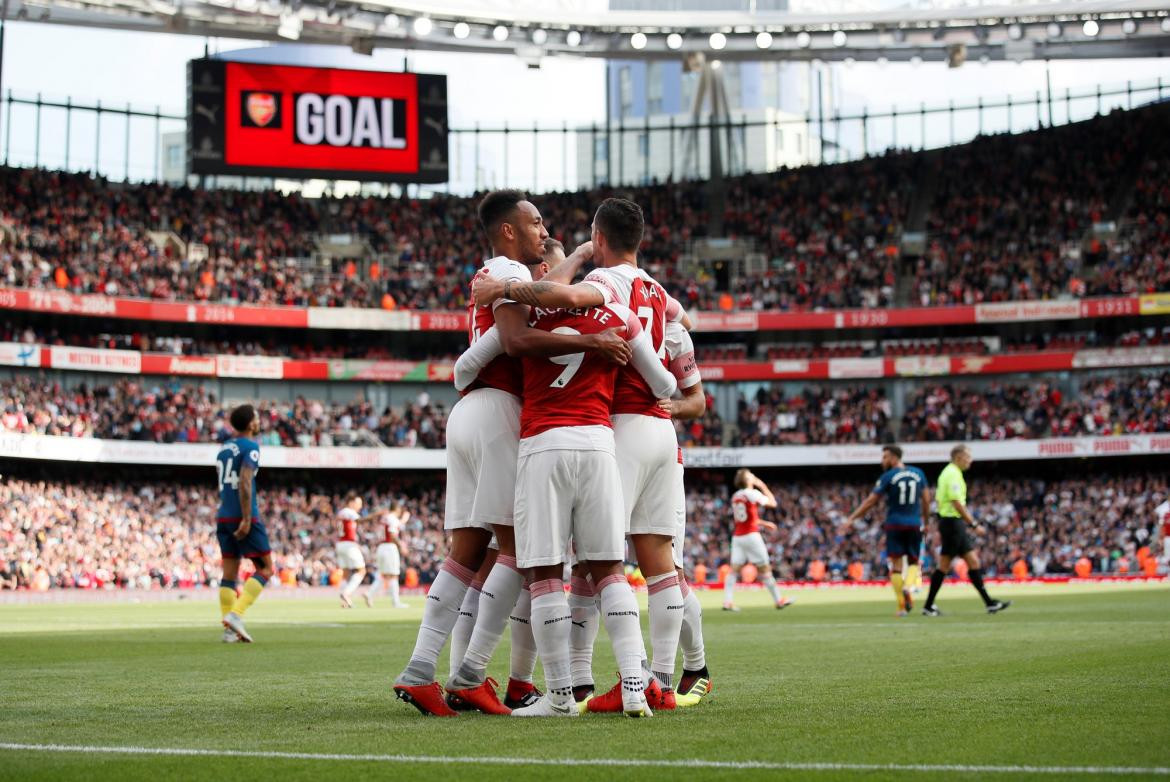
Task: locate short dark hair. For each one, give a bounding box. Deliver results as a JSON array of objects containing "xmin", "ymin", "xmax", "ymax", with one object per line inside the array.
[
  {"xmin": 229, "ymin": 404, "xmax": 256, "ymax": 433},
  {"xmin": 477, "ymin": 189, "xmax": 527, "ymax": 242},
  {"xmin": 734, "ymin": 468, "xmax": 751, "ymax": 489},
  {"xmin": 542, "ymin": 237, "xmax": 565, "ymax": 261},
  {"xmin": 882, "ymin": 444, "xmax": 903, "ymax": 460},
  {"xmin": 594, "ymin": 197, "xmax": 644, "ymax": 254}
]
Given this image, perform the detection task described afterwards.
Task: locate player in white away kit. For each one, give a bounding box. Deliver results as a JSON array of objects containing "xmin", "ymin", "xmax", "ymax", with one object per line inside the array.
[
  {"xmin": 473, "ymin": 197, "xmax": 693, "ymax": 711},
  {"xmin": 394, "ymin": 190, "xmax": 631, "ymax": 718},
  {"xmin": 364, "ymin": 504, "xmax": 409, "ymax": 608},
  {"xmin": 723, "ymin": 470, "xmax": 793, "ymax": 612}
]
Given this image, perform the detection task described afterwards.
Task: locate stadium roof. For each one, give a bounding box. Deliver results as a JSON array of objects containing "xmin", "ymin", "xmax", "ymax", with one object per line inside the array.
[{"xmin": 6, "ymin": 0, "xmax": 1170, "ymax": 63}]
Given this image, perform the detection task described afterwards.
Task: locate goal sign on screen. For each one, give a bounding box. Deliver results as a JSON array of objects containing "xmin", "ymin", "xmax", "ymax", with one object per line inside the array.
[{"xmin": 187, "ymin": 59, "xmax": 448, "ymax": 183}]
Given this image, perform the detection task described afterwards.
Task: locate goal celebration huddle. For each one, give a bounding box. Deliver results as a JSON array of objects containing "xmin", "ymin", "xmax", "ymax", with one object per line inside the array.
[{"xmin": 211, "ymin": 189, "xmax": 1012, "ymax": 719}]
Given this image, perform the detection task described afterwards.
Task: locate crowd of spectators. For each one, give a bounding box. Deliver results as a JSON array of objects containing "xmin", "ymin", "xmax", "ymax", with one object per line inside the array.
[
  {"xmin": 1090, "ymin": 135, "xmax": 1170, "ymax": 297},
  {"xmin": 3, "ymin": 468, "xmax": 1163, "ymax": 591},
  {"xmin": 3, "ymin": 106, "xmax": 1165, "ymax": 316},
  {"xmin": 0, "ymin": 477, "xmax": 448, "ymax": 591},
  {"xmin": 900, "ymin": 372, "xmax": 1170, "ymax": 441},
  {"xmin": 917, "ymin": 107, "xmax": 1157, "ymax": 306},
  {"xmin": 733, "ymin": 384, "xmax": 894, "ymax": 445},
  {"xmin": 5, "ymin": 371, "xmax": 1166, "ymax": 449},
  {"xmin": 679, "ymin": 469, "xmax": 1167, "ymax": 582},
  {"xmin": 0, "ymin": 376, "xmax": 446, "ymax": 448}
]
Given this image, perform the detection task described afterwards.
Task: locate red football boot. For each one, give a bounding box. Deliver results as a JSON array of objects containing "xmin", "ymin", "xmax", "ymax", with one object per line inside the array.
[
  {"xmin": 393, "ymin": 681, "xmax": 458, "ymax": 717},
  {"xmin": 503, "ymin": 678, "xmax": 543, "ymax": 710},
  {"xmin": 647, "ymin": 679, "xmax": 676, "ymax": 711},
  {"xmin": 586, "ymin": 674, "xmax": 672, "ymax": 713},
  {"xmin": 585, "ymin": 674, "xmax": 625, "ymax": 713},
  {"xmin": 445, "ymin": 677, "xmax": 511, "ymax": 716}
]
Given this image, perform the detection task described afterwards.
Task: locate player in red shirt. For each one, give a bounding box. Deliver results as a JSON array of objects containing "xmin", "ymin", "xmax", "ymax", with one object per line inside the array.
[
  {"xmin": 508, "ymin": 298, "xmax": 678, "ymax": 717},
  {"xmin": 472, "ymin": 198, "xmax": 695, "ymax": 710},
  {"xmin": 363, "ymin": 505, "xmax": 409, "ymax": 609},
  {"xmin": 724, "ymin": 470, "xmax": 792, "ymax": 612},
  {"xmin": 657, "ymin": 321, "xmax": 715, "ymax": 706},
  {"xmin": 334, "ymin": 495, "xmax": 392, "ymax": 608},
  {"xmin": 393, "ymin": 191, "xmax": 631, "ymax": 718}
]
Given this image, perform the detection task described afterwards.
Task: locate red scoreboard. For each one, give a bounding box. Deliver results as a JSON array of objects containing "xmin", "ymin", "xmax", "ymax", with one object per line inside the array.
[{"xmin": 188, "ymin": 59, "xmax": 448, "ymax": 183}]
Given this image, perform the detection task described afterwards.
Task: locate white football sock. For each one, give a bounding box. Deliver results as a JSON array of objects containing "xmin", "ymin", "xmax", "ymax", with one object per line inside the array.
[
  {"xmin": 457, "ymin": 555, "xmax": 524, "ymax": 685},
  {"xmin": 398, "ymin": 559, "xmax": 473, "ymax": 685},
  {"xmin": 724, "ymin": 570, "xmax": 737, "ymax": 605},
  {"xmin": 679, "ymin": 578, "xmax": 707, "ymax": 671},
  {"xmin": 646, "ymin": 572, "xmax": 683, "ymax": 688},
  {"xmin": 509, "ymin": 585, "xmax": 538, "ymax": 684},
  {"xmin": 388, "ymin": 577, "xmax": 402, "ymax": 606},
  {"xmin": 761, "ymin": 571, "xmax": 783, "ymax": 604},
  {"xmin": 529, "ymin": 579, "xmax": 573, "ymax": 703},
  {"xmin": 342, "ymin": 570, "xmax": 364, "ymax": 598},
  {"xmin": 366, "ymin": 572, "xmax": 383, "ymax": 599},
  {"xmin": 448, "ymin": 580, "xmax": 482, "ymax": 680},
  {"xmin": 568, "ymin": 576, "xmax": 599, "ymax": 689},
  {"xmin": 597, "ymin": 574, "xmax": 646, "ymax": 692}
]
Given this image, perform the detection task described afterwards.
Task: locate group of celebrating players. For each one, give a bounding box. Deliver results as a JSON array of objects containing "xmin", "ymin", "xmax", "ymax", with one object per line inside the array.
[
  {"xmin": 209, "ymin": 189, "xmax": 1009, "ymax": 718},
  {"xmin": 390, "ymin": 190, "xmax": 720, "ymax": 718}
]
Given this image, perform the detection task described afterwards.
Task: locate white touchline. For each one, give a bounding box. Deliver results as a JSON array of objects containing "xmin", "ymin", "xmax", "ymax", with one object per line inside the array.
[{"xmin": 0, "ymin": 743, "xmax": 1166, "ymax": 776}]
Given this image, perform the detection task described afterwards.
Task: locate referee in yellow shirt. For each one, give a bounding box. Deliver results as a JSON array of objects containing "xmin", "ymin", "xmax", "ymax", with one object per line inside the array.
[{"xmin": 922, "ymin": 444, "xmax": 1011, "ymax": 616}]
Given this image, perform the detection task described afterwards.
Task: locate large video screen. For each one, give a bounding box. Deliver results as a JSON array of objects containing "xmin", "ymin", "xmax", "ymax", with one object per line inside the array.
[{"xmin": 187, "ymin": 59, "xmax": 448, "ymax": 183}]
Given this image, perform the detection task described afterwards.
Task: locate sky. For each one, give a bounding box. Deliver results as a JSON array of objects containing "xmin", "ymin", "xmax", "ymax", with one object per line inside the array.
[{"xmin": 0, "ymin": 20, "xmax": 1167, "ymax": 191}]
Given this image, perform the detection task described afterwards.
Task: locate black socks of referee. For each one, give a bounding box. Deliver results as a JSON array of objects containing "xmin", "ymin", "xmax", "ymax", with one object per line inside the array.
[
  {"xmin": 924, "ymin": 569, "xmax": 946, "ymax": 609},
  {"xmin": 968, "ymin": 568, "xmax": 994, "ymax": 606}
]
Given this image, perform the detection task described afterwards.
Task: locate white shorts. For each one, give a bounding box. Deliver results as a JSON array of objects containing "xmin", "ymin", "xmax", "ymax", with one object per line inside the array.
[
  {"xmin": 444, "ymin": 388, "xmax": 521, "ymax": 531},
  {"xmin": 672, "ymin": 462, "xmax": 686, "ymax": 570},
  {"xmin": 375, "ymin": 543, "xmax": 401, "ymax": 575},
  {"xmin": 514, "ymin": 449, "xmax": 626, "ymax": 569},
  {"xmin": 612, "ymin": 414, "xmax": 684, "ymax": 538},
  {"xmin": 335, "ymin": 541, "xmax": 365, "ymax": 570},
  {"xmin": 731, "ymin": 532, "xmax": 770, "ymax": 568}
]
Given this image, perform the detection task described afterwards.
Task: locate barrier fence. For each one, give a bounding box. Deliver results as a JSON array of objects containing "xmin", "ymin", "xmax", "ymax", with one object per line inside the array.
[{"xmin": 1, "ymin": 76, "xmax": 1165, "ymax": 192}]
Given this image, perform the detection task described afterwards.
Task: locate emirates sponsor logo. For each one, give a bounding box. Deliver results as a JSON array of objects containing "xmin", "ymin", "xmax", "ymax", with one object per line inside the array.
[{"xmin": 168, "ymin": 356, "xmax": 216, "ymax": 374}]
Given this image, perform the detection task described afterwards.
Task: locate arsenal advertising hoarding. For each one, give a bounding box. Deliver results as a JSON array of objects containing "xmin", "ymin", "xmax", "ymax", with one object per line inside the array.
[{"xmin": 188, "ymin": 59, "xmax": 448, "ymax": 183}]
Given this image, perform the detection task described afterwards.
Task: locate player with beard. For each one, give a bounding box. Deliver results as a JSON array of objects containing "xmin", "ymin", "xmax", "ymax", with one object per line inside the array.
[
  {"xmin": 393, "ymin": 191, "xmax": 631, "ymax": 717},
  {"xmin": 472, "ymin": 198, "xmax": 693, "ymax": 710}
]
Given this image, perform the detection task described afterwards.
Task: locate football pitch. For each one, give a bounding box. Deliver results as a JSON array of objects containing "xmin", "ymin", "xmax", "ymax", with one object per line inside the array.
[{"xmin": 2, "ymin": 582, "xmax": 1168, "ymax": 782}]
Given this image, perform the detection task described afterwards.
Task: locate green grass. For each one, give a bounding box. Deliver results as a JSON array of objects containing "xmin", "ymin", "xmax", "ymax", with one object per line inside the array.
[{"xmin": 2, "ymin": 582, "xmax": 1169, "ymax": 782}]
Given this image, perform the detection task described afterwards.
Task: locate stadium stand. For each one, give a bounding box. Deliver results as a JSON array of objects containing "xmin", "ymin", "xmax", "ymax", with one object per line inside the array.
[
  {"xmin": 2, "ymin": 105, "xmax": 1166, "ymax": 313},
  {"xmin": 4, "ymin": 467, "xmax": 1163, "ymax": 591},
  {"xmin": 4, "ymin": 371, "xmax": 1167, "ymax": 447},
  {"xmin": 0, "ymin": 376, "xmax": 446, "ymax": 447}
]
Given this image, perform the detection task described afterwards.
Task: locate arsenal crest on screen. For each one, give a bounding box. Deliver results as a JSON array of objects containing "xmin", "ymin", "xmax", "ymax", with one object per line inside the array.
[{"xmin": 239, "ymin": 90, "xmax": 282, "ymax": 128}]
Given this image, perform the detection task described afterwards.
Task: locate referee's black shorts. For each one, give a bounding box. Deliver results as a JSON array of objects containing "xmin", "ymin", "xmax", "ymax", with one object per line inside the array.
[{"xmin": 938, "ymin": 516, "xmax": 974, "ymax": 557}]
